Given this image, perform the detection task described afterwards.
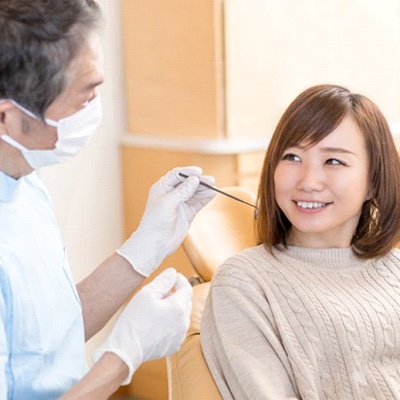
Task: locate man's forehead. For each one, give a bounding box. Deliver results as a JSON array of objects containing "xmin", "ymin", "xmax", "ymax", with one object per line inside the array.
[{"xmin": 65, "ymin": 33, "xmax": 104, "ymax": 92}]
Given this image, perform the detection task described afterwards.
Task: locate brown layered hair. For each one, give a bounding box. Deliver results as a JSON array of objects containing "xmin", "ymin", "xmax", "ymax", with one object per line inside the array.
[{"xmin": 257, "ymin": 84, "xmax": 400, "ymax": 259}]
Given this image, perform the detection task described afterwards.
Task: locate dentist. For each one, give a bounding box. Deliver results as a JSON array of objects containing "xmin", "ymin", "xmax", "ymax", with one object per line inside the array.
[{"xmin": 0, "ymin": 0, "xmax": 215, "ymax": 398}]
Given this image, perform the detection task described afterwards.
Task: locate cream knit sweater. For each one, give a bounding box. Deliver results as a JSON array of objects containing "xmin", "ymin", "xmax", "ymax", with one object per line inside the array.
[{"xmin": 201, "ymin": 245, "xmax": 400, "ymax": 400}]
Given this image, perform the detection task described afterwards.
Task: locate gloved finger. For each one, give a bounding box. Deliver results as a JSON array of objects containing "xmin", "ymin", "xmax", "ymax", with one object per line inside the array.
[
  {"xmin": 185, "ymin": 174, "xmax": 217, "ymax": 205},
  {"xmin": 174, "ymin": 173, "xmax": 217, "ymax": 203},
  {"xmin": 159, "ymin": 166, "xmax": 203, "ymax": 193},
  {"xmin": 170, "ymin": 175, "xmax": 202, "ymax": 203},
  {"xmin": 176, "ymin": 166, "xmax": 203, "ymax": 180},
  {"xmin": 185, "ymin": 189, "xmax": 217, "ymax": 217},
  {"xmin": 144, "ymin": 268, "xmax": 178, "ymax": 296},
  {"xmin": 170, "ymin": 273, "xmax": 193, "ymax": 303},
  {"xmin": 197, "ymin": 175, "xmax": 216, "ymax": 188},
  {"xmin": 177, "ymin": 173, "xmax": 215, "ymax": 191}
]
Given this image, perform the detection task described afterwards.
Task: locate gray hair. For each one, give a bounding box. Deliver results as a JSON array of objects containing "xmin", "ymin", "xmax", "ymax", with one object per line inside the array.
[{"xmin": 0, "ymin": 0, "xmax": 102, "ymax": 118}]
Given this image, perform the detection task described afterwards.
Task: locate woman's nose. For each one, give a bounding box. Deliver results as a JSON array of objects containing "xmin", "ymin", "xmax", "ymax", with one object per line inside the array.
[{"xmin": 296, "ymin": 164, "xmax": 325, "ymax": 192}]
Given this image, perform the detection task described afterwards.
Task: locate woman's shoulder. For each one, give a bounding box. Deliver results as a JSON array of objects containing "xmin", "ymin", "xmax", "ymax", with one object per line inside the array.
[
  {"xmin": 389, "ymin": 247, "xmax": 400, "ymax": 257},
  {"xmin": 219, "ymin": 244, "xmax": 272, "ymax": 266},
  {"xmin": 212, "ymin": 245, "xmax": 279, "ymax": 283},
  {"xmin": 383, "ymin": 247, "xmax": 400, "ymax": 264}
]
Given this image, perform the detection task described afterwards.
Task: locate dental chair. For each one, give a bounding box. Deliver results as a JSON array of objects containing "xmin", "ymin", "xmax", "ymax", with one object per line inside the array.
[{"xmin": 167, "ymin": 186, "xmax": 258, "ymax": 400}]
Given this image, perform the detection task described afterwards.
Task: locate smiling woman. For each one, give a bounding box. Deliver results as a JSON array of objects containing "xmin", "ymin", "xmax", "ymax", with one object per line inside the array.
[
  {"xmin": 201, "ymin": 84, "xmax": 400, "ymax": 400},
  {"xmin": 258, "ymin": 84, "xmax": 400, "ymax": 259},
  {"xmin": 274, "ymin": 115, "xmax": 369, "ymax": 248}
]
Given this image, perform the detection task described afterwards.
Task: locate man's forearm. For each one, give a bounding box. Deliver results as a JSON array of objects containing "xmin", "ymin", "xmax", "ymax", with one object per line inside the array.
[
  {"xmin": 77, "ymin": 252, "xmax": 145, "ymax": 340},
  {"xmin": 59, "ymin": 352, "xmax": 129, "ymax": 399}
]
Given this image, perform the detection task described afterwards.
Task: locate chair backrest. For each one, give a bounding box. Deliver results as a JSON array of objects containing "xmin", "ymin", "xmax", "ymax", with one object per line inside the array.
[
  {"xmin": 182, "ymin": 186, "xmax": 258, "ymax": 282},
  {"xmin": 167, "ymin": 187, "xmax": 258, "ymax": 400}
]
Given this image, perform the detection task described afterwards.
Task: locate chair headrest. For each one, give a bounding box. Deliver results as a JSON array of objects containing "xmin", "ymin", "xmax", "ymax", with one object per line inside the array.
[{"xmin": 183, "ymin": 186, "xmax": 258, "ymax": 281}]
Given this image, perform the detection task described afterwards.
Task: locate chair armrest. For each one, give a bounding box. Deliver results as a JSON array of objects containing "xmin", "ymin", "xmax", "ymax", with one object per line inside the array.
[{"xmin": 167, "ymin": 283, "xmax": 222, "ymax": 400}]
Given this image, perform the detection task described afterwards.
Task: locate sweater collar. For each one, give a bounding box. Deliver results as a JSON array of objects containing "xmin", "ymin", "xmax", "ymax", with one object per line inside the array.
[{"xmin": 277, "ymin": 245, "xmax": 370, "ymax": 271}]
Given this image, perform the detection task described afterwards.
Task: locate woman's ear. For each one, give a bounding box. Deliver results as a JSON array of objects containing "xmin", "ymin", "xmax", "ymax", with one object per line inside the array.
[{"xmin": 364, "ymin": 186, "xmax": 373, "ymax": 202}]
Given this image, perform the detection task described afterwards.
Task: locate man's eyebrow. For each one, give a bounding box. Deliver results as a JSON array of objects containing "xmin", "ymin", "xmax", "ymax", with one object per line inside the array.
[{"xmin": 84, "ymin": 79, "xmax": 104, "ymax": 90}]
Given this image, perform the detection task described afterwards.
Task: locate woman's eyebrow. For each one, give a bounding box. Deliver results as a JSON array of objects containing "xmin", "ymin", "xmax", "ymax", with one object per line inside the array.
[
  {"xmin": 320, "ymin": 147, "xmax": 356, "ymax": 155},
  {"xmin": 286, "ymin": 145, "xmax": 356, "ymax": 155}
]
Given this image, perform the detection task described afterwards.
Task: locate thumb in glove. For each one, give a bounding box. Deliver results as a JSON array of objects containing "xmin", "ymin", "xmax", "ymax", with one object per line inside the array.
[{"xmin": 93, "ymin": 268, "xmax": 193, "ymax": 385}]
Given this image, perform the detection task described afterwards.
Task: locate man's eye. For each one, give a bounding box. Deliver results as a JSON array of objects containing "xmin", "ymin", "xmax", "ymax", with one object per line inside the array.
[{"xmin": 282, "ymin": 153, "xmax": 301, "ymax": 162}]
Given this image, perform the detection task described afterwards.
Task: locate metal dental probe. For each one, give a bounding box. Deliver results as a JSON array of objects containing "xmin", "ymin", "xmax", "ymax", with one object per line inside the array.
[{"xmin": 179, "ymin": 172, "xmax": 259, "ymax": 218}]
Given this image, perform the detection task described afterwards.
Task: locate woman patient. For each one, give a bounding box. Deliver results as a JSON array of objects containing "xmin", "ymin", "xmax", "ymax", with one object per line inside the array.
[{"xmin": 201, "ymin": 84, "xmax": 400, "ymax": 399}]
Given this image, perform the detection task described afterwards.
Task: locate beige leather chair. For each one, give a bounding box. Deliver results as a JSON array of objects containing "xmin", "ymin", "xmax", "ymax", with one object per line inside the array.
[{"xmin": 167, "ymin": 186, "xmax": 258, "ymax": 400}]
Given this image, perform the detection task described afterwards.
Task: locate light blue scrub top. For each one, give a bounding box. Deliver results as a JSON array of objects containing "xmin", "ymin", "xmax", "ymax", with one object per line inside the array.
[{"xmin": 0, "ymin": 171, "xmax": 88, "ymax": 399}]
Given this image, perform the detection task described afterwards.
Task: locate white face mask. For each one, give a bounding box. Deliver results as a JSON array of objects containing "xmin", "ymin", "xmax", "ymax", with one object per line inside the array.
[{"xmin": 0, "ymin": 95, "xmax": 102, "ymax": 169}]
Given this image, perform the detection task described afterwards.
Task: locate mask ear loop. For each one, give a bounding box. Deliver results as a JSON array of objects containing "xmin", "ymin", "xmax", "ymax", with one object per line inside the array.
[
  {"xmin": 0, "ymin": 100, "xmax": 29, "ymax": 151},
  {"xmin": 0, "ymin": 133, "xmax": 28, "ymax": 152},
  {"xmin": 7, "ymin": 99, "xmax": 58, "ymax": 127}
]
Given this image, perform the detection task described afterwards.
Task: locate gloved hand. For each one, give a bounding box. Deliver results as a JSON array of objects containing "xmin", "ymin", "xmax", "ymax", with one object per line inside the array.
[
  {"xmin": 93, "ymin": 268, "xmax": 193, "ymax": 385},
  {"xmin": 117, "ymin": 166, "xmax": 216, "ymax": 276}
]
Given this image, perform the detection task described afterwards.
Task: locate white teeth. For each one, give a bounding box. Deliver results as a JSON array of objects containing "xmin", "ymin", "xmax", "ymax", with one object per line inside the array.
[{"xmin": 297, "ymin": 201, "xmax": 326, "ymax": 209}]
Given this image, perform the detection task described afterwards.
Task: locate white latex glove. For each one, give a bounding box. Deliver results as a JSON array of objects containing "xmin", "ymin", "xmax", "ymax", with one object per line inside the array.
[
  {"xmin": 117, "ymin": 166, "xmax": 216, "ymax": 276},
  {"xmin": 93, "ymin": 268, "xmax": 193, "ymax": 385}
]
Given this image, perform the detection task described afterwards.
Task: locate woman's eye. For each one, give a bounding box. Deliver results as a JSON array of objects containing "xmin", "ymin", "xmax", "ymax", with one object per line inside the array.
[
  {"xmin": 326, "ymin": 158, "xmax": 346, "ymax": 166},
  {"xmin": 282, "ymin": 153, "xmax": 301, "ymax": 162}
]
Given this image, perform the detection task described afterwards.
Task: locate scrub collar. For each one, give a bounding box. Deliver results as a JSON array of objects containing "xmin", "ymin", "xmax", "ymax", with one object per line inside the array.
[{"xmin": 0, "ymin": 169, "xmax": 22, "ymax": 202}]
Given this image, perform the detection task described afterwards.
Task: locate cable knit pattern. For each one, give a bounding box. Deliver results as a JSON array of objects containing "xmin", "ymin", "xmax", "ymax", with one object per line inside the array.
[{"xmin": 201, "ymin": 245, "xmax": 400, "ymax": 400}]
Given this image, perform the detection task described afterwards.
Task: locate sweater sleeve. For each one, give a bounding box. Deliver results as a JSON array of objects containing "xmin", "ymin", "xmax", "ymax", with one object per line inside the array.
[{"xmin": 201, "ymin": 261, "xmax": 300, "ymax": 400}]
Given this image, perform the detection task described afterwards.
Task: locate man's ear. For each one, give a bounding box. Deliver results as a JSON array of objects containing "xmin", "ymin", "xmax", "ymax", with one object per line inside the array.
[{"xmin": 0, "ymin": 101, "xmax": 15, "ymax": 134}]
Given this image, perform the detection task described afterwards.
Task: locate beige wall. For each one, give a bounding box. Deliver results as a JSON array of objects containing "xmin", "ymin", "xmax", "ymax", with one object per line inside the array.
[{"xmin": 224, "ymin": 0, "xmax": 400, "ymax": 138}]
